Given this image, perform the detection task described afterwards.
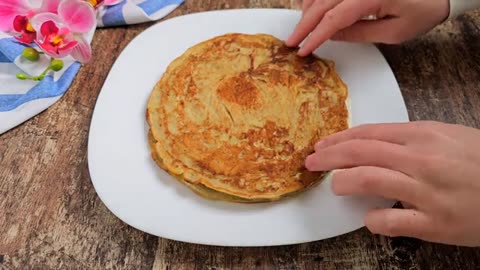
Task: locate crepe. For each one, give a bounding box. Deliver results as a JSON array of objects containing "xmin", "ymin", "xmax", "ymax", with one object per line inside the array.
[{"xmin": 146, "ymin": 33, "xmax": 349, "ymax": 202}]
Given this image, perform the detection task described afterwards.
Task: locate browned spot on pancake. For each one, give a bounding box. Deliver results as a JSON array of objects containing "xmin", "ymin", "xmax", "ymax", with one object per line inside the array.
[
  {"xmin": 281, "ymin": 141, "xmax": 295, "ymax": 155},
  {"xmin": 241, "ymin": 121, "xmax": 289, "ymax": 148},
  {"xmin": 217, "ymin": 74, "xmax": 259, "ymax": 107}
]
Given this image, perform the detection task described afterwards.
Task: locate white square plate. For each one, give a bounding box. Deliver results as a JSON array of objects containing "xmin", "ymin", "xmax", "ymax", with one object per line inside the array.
[{"xmin": 88, "ymin": 9, "xmax": 409, "ymax": 247}]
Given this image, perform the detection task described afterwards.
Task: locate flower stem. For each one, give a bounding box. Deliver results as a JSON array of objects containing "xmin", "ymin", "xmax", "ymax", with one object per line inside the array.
[
  {"xmin": 32, "ymin": 66, "xmax": 51, "ymax": 81},
  {"xmin": 15, "ymin": 58, "xmax": 64, "ymax": 81}
]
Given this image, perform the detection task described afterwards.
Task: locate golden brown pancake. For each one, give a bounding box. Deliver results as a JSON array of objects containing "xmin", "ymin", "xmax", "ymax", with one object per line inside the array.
[
  {"xmin": 146, "ymin": 33, "xmax": 349, "ymax": 202},
  {"xmin": 147, "ymin": 130, "xmax": 325, "ymax": 203}
]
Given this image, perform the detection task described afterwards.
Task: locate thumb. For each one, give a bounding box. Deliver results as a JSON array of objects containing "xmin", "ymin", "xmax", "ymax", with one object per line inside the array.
[{"xmin": 331, "ymin": 19, "xmax": 407, "ymax": 44}]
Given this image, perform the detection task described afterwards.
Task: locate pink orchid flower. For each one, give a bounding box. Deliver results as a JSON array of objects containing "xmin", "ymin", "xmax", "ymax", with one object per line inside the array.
[
  {"xmin": 0, "ymin": 0, "xmax": 61, "ymax": 32},
  {"xmin": 13, "ymin": 14, "xmax": 37, "ymax": 43},
  {"xmin": 37, "ymin": 20, "xmax": 79, "ymax": 58},
  {"xmin": 31, "ymin": 0, "xmax": 96, "ymax": 63},
  {"xmin": 86, "ymin": 0, "xmax": 123, "ymax": 9}
]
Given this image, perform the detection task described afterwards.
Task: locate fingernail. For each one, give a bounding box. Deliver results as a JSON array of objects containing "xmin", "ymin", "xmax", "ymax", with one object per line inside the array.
[
  {"xmin": 285, "ymin": 36, "xmax": 296, "ymax": 47},
  {"xmin": 297, "ymin": 46, "xmax": 307, "ymax": 56},
  {"xmin": 304, "ymin": 154, "xmax": 315, "ymax": 171}
]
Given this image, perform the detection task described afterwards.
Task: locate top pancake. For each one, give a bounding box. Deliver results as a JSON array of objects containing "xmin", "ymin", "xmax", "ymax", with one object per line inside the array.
[{"xmin": 147, "ymin": 33, "xmax": 349, "ymax": 201}]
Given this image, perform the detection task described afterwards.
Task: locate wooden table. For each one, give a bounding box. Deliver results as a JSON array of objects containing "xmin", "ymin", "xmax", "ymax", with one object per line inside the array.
[{"xmin": 1, "ymin": 0, "xmax": 480, "ymax": 269}]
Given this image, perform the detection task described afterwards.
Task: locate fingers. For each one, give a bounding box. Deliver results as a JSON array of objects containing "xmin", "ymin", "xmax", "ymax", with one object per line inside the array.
[
  {"xmin": 302, "ymin": 0, "xmax": 315, "ymax": 14},
  {"xmin": 332, "ymin": 166, "xmax": 426, "ymax": 206},
  {"xmin": 314, "ymin": 123, "xmax": 415, "ymax": 152},
  {"xmin": 331, "ymin": 18, "xmax": 407, "ymax": 44},
  {"xmin": 297, "ymin": 0, "xmax": 382, "ymax": 56},
  {"xmin": 305, "ymin": 139, "xmax": 418, "ymax": 174},
  {"xmin": 286, "ymin": 0, "xmax": 340, "ymax": 47},
  {"xmin": 365, "ymin": 208, "xmax": 435, "ymax": 240}
]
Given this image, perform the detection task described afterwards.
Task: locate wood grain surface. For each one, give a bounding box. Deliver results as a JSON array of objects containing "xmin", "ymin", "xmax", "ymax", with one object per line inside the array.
[{"xmin": 1, "ymin": 0, "xmax": 480, "ymax": 269}]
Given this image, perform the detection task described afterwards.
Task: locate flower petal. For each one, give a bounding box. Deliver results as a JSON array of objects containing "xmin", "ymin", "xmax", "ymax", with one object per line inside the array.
[
  {"xmin": 40, "ymin": 20, "xmax": 58, "ymax": 38},
  {"xmin": 30, "ymin": 12, "xmax": 63, "ymax": 29},
  {"xmin": 39, "ymin": 0, "xmax": 62, "ymax": 13},
  {"xmin": 58, "ymin": 26, "xmax": 72, "ymax": 36},
  {"xmin": 58, "ymin": 0, "xmax": 96, "ymax": 33},
  {"xmin": 70, "ymin": 35, "xmax": 91, "ymax": 63},
  {"xmin": 30, "ymin": 12, "xmax": 62, "ymax": 41},
  {"xmin": 13, "ymin": 15, "xmax": 27, "ymax": 32},
  {"xmin": 14, "ymin": 30, "xmax": 36, "ymax": 44},
  {"xmin": 60, "ymin": 39, "xmax": 79, "ymax": 52},
  {"xmin": 0, "ymin": 0, "xmax": 31, "ymax": 31}
]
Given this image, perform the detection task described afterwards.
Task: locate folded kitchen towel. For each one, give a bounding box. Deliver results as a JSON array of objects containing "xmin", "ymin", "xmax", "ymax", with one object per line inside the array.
[{"xmin": 0, "ymin": 0, "xmax": 184, "ymax": 134}]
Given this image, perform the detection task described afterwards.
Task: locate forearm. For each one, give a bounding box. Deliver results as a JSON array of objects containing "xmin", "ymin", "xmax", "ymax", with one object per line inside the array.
[{"xmin": 449, "ymin": 0, "xmax": 480, "ymax": 19}]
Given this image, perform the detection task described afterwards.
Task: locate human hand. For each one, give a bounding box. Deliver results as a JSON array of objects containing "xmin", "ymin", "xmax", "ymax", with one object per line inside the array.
[
  {"xmin": 305, "ymin": 121, "xmax": 480, "ymax": 247},
  {"xmin": 287, "ymin": 0, "xmax": 450, "ymax": 56}
]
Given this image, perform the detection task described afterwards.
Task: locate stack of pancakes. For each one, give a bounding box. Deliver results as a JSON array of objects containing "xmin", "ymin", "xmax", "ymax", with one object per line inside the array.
[{"xmin": 146, "ymin": 33, "xmax": 349, "ymax": 203}]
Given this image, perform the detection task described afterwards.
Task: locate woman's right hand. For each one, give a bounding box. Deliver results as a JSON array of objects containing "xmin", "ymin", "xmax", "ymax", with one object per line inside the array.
[{"xmin": 287, "ymin": 0, "xmax": 450, "ymax": 56}]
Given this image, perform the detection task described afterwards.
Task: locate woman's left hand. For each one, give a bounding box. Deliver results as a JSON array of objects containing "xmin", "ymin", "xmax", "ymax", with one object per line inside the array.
[{"xmin": 305, "ymin": 121, "xmax": 480, "ymax": 247}]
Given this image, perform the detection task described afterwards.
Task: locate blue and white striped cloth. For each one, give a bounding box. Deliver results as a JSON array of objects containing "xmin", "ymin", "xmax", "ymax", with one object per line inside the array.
[{"xmin": 0, "ymin": 0, "xmax": 184, "ymax": 134}]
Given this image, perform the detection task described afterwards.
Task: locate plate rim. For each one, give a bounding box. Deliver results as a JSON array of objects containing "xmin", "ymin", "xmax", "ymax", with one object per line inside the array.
[{"xmin": 87, "ymin": 8, "xmax": 409, "ymax": 247}]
